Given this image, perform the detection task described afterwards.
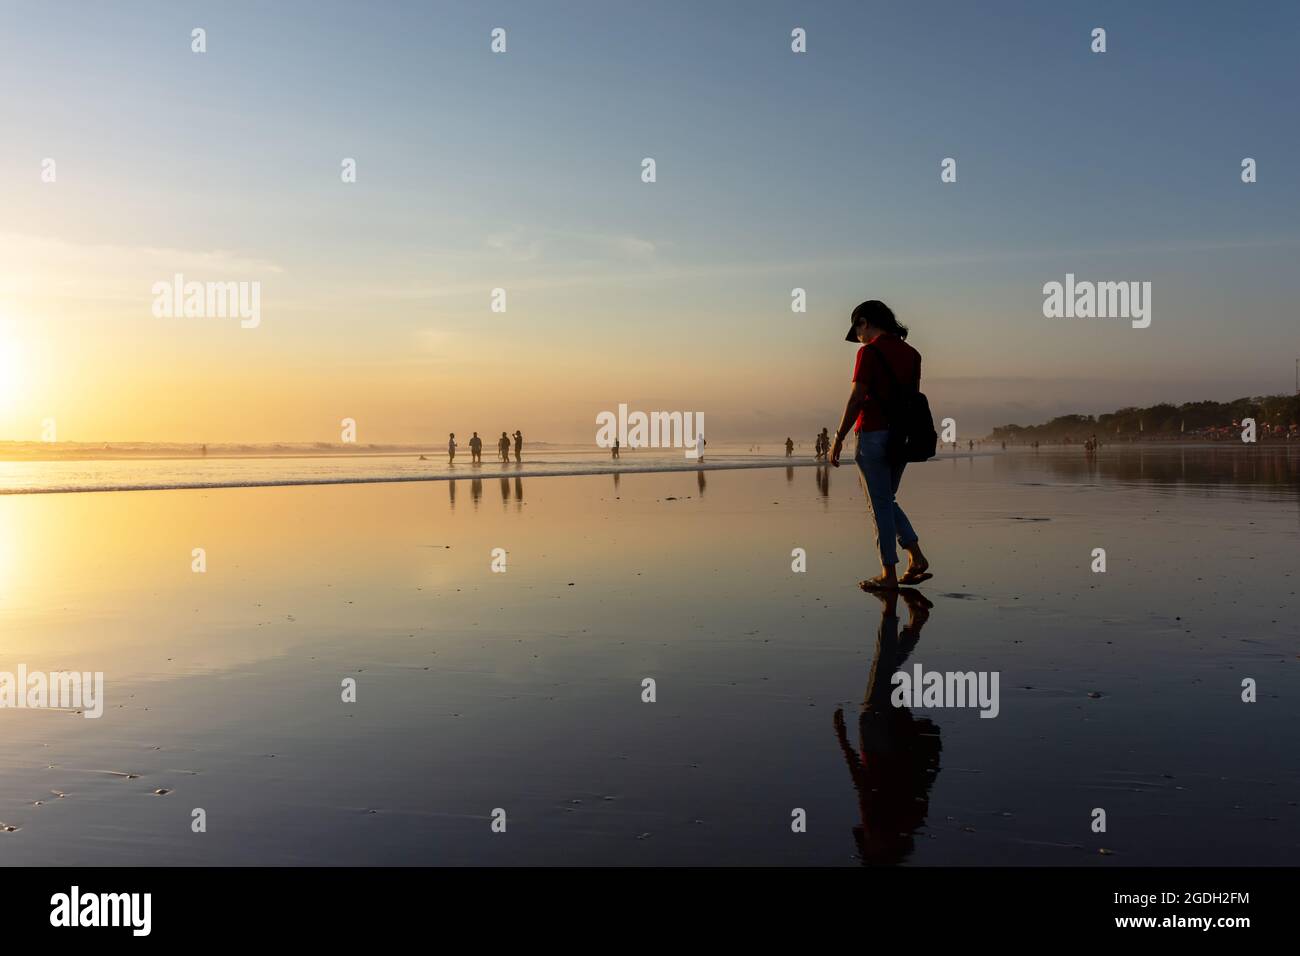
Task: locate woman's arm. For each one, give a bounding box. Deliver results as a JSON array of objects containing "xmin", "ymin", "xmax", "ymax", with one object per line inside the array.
[{"xmin": 830, "ymin": 375, "xmax": 871, "ymax": 466}]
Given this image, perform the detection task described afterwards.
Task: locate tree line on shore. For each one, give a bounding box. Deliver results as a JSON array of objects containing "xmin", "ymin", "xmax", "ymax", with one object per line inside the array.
[{"xmin": 988, "ymin": 394, "xmax": 1300, "ymax": 442}]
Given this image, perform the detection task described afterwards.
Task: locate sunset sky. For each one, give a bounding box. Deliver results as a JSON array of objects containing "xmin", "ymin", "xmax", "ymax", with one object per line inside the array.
[{"xmin": 1, "ymin": 0, "xmax": 1297, "ymax": 443}]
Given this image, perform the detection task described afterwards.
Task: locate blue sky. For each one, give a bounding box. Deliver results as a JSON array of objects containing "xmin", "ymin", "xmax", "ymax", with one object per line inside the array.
[{"xmin": 1, "ymin": 0, "xmax": 1297, "ymax": 440}]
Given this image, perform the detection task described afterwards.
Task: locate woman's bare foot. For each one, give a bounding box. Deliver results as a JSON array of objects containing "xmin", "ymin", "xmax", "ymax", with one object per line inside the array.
[
  {"xmin": 900, "ymin": 546, "xmax": 929, "ymax": 584},
  {"xmin": 859, "ymin": 574, "xmax": 900, "ymax": 591}
]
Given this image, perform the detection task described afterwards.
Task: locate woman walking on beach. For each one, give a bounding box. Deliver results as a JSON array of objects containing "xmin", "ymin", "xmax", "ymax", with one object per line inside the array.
[{"xmin": 830, "ymin": 300, "xmax": 932, "ymax": 591}]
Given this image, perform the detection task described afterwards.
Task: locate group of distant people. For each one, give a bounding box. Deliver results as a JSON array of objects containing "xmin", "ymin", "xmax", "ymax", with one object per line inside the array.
[
  {"xmin": 786, "ymin": 428, "xmax": 835, "ymax": 460},
  {"xmin": 446, "ymin": 430, "xmax": 522, "ymax": 464},
  {"xmin": 814, "ymin": 427, "xmax": 832, "ymax": 460}
]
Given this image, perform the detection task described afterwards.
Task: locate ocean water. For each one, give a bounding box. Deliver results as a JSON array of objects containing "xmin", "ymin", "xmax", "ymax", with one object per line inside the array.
[
  {"xmin": 0, "ymin": 444, "xmax": 1296, "ymax": 865},
  {"xmin": 1, "ymin": 443, "xmax": 842, "ymax": 495}
]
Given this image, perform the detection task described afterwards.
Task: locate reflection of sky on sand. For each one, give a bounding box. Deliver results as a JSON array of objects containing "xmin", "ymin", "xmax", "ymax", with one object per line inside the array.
[{"xmin": 0, "ymin": 447, "xmax": 1295, "ymax": 864}]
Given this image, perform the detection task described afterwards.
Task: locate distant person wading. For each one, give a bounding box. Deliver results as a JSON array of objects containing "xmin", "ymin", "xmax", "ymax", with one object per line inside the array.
[{"xmin": 830, "ymin": 300, "xmax": 933, "ymax": 591}]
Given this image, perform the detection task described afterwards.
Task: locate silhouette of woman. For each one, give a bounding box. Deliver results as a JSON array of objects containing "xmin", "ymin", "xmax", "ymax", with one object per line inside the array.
[{"xmin": 830, "ymin": 300, "xmax": 932, "ymax": 590}]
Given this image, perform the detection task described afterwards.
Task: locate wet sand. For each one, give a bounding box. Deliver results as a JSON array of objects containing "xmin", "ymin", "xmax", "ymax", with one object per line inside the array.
[{"xmin": 0, "ymin": 447, "xmax": 1296, "ymax": 865}]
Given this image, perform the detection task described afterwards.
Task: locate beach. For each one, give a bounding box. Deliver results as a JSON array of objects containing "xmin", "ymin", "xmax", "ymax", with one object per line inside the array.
[{"xmin": 0, "ymin": 445, "xmax": 1296, "ymax": 865}]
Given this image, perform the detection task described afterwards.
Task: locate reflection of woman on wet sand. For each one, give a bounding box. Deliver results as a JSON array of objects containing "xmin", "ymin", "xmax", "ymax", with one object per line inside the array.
[{"xmin": 833, "ymin": 588, "xmax": 942, "ymax": 865}]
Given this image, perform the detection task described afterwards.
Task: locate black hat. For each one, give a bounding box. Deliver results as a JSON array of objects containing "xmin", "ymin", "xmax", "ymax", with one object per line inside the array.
[{"xmin": 845, "ymin": 300, "xmax": 895, "ymax": 342}]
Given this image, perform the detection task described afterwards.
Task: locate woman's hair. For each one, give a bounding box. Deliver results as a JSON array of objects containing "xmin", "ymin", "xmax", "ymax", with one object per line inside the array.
[{"xmin": 852, "ymin": 300, "xmax": 909, "ymax": 340}]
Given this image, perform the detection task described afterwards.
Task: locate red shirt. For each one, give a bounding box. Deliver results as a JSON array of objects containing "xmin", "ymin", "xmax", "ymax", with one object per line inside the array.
[{"xmin": 852, "ymin": 333, "xmax": 922, "ymax": 433}]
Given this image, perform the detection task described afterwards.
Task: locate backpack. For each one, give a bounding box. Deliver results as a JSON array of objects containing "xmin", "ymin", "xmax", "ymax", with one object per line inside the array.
[{"xmin": 865, "ymin": 344, "xmax": 938, "ymax": 464}]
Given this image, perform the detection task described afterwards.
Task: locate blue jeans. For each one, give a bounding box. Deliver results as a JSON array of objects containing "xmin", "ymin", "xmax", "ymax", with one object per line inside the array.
[{"xmin": 855, "ymin": 430, "xmax": 918, "ymax": 567}]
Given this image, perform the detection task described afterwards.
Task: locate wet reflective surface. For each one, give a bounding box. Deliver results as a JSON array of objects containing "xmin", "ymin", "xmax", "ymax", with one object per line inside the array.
[
  {"xmin": 0, "ymin": 446, "xmax": 1296, "ymax": 864},
  {"xmin": 996, "ymin": 443, "xmax": 1300, "ymax": 501}
]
